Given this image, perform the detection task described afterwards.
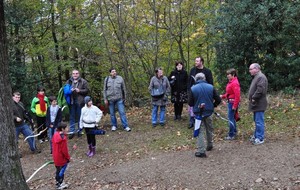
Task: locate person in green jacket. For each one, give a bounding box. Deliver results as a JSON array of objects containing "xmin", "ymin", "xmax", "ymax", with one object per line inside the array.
[{"xmin": 31, "ymin": 86, "xmax": 50, "ymax": 143}]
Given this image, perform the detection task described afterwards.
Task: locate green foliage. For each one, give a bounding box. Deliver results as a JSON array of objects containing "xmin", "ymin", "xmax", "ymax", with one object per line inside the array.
[{"xmin": 209, "ymin": 0, "xmax": 300, "ymax": 92}]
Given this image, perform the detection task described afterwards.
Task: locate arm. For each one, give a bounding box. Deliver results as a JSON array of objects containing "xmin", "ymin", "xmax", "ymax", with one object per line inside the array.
[
  {"xmin": 232, "ymin": 83, "xmax": 241, "ymax": 110},
  {"xmin": 78, "ymin": 79, "xmax": 89, "ymax": 96},
  {"xmin": 103, "ymin": 77, "xmax": 108, "ymax": 102},
  {"xmin": 213, "ymin": 88, "xmax": 221, "ymax": 107},
  {"xmin": 251, "ymin": 77, "xmax": 267, "ymax": 100},
  {"xmin": 121, "ymin": 77, "xmax": 126, "ymax": 100},
  {"xmin": 79, "ymin": 107, "xmax": 84, "ymax": 129},
  {"xmin": 30, "ymin": 98, "xmax": 36, "ymax": 114},
  {"xmin": 95, "ymin": 106, "xmax": 103, "ymax": 123}
]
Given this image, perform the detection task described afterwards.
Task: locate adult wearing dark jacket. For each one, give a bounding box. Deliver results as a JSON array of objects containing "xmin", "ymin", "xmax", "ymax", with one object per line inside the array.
[
  {"xmin": 12, "ymin": 92, "xmax": 41, "ymax": 156},
  {"xmin": 248, "ymin": 63, "xmax": 268, "ymax": 145},
  {"xmin": 168, "ymin": 61, "xmax": 188, "ymax": 120},
  {"xmin": 188, "ymin": 56, "xmax": 214, "ymax": 129},
  {"xmin": 189, "ymin": 73, "xmax": 221, "ymax": 158},
  {"xmin": 66, "ymin": 69, "xmax": 89, "ymax": 139}
]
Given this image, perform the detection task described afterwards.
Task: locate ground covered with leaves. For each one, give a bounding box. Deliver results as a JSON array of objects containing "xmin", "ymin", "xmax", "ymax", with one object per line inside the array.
[{"xmin": 21, "ymin": 94, "xmax": 300, "ymax": 190}]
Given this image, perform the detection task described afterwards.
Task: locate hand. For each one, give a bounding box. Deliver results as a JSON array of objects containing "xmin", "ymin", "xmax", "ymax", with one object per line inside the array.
[
  {"xmin": 74, "ymin": 88, "xmax": 80, "ymax": 92},
  {"xmin": 251, "ymin": 99, "xmax": 255, "ymax": 103},
  {"xmin": 50, "ymin": 124, "xmax": 53, "ymax": 128},
  {"xmin": 16, "ymin": 117, "xmax": 22, "ymax": 122}
]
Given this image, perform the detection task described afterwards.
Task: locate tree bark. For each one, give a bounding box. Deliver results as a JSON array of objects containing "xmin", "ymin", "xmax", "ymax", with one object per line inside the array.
[{"xmin": 0, "ymin": 1, "xmax": 30, "ymax": 189}]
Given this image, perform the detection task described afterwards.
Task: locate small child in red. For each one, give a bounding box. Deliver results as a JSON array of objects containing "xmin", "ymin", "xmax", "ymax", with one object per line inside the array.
[{"xmin": 52, "ymin": 122, "xmax": 70, "ymax": 189}]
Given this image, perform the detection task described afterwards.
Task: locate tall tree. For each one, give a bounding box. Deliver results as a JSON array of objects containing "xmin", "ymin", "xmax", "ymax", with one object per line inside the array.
[{"xmin": 0, "ymin": 0, "xmax": 29, "ymax": 189}]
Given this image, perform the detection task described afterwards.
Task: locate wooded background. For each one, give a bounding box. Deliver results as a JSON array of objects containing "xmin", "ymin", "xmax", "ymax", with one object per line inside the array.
[{"xmin": 5, "ymin": 0, "xmax": 300, "ymax": 106}]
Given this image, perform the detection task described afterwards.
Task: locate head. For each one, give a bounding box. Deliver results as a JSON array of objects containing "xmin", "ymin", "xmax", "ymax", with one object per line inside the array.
[
  {"xmin": 84, "ymin": 96, "xmax": 92, "ymax": 106},
  {"xmin": 249, "ymin": 63, "xmax": 261, "ymax": 76},
  {"xmin": 71, "ymin": 69, "xmax": 80, "ymax": 80},
  {"xmin": 155, "ymin": 67, "xmax": 164, "ymax": 78},
  {"xmin": 109, "ymin": 68, "xmax": 117, "ymax": 78},
  {"xmin": 195, "ymin": 72, "xmax": 206, "ymax": 81},
  {"xmin": 195, "ymin": 57, "xmax": 204, "ymax": 69},
  {"xmin": 37, "ymin": 86, "xmax": 45, "ymax": 95},
  {"xmin": 175, "ymin": 61, "xmax": 184, "ymax": 71},
  {"xmin": 12, "ymin": 92, "xmax": 21, "ymax": 103},
  {"xmin": 49, "ymin": 96, "xmax": 57, "ymax": 106},
  {"xmin": 226, "ymin": 68, "xmax": 237, "ymax": 80},
  {"xmin": 56, "ymin": 122, "xmax": 68, "ymax": 132}
]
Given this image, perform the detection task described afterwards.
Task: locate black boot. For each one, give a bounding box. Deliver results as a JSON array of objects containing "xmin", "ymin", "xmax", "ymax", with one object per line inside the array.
[{"xmin": 177, "ymin": 115, "xmax": 182, "ymax": 120}]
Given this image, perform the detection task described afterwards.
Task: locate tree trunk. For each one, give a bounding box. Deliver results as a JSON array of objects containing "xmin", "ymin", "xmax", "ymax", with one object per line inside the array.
[{"xmin": 0, "ymin": 1, "xmax": 30, "ymax": 189}]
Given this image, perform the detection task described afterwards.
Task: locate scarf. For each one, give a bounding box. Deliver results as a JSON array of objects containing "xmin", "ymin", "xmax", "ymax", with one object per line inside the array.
[{"xmin": 37, "ymin": 93, "xmax": 46, "ymax": 112}]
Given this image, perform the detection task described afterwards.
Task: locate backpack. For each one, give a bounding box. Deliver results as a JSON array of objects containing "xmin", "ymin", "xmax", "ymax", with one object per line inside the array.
[{"xmin": 57, "ymin": 84, "xmax": 72, "ymax": 117}]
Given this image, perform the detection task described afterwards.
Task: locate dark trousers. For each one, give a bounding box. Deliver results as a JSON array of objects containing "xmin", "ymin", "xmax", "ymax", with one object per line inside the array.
[
  {"xmin": 174, "ymin": 102, "xmax": 184, "ymax": 116},
  {"xmin": 85, "ymin": 128, "xmax": 96, "ymax": 146},
  {"xmin": 36, "ymin": 116, "xmax": 47, "ymax": 140}
]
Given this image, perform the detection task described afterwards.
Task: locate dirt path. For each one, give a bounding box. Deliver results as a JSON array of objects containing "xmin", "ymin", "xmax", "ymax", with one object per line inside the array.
[{"xmin": 23, "ymin": 137, "xmax": 300, "ymax": 190}]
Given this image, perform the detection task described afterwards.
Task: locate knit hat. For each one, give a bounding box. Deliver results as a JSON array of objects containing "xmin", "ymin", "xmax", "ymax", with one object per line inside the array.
[{"xmin": 84, "ymin": 96, "xmax": 92, "ymax": 104}]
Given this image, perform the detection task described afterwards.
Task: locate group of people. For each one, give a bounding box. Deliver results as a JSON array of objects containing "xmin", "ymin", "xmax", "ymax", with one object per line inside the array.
[
  {"xmin": 13, "ymin": 60, "xmax": 268, "ymax": 188},
  {"xmin": 13, "ymin": 68, "xmax": 131, "ymax": 189},
  {"xmin": 148, "ymin": 57, "xmax": 268, "ymax": 158}
]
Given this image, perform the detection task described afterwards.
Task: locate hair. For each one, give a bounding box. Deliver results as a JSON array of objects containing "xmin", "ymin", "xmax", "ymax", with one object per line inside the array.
[
  {"xmin": 196, "ymin": 56, "xmax": 205, "ymax": 64},
  {"xmin": 72, "ymin": 69, "xmax": 80, "ymax": 73},
  {"xmin": 155, "ymin": 67, "xmax": 163, "ymax": 73},
  {"xmin": 175, "ymin": 61, "xmax": 184, "ymax": 69},
  {"xmin": 57, "ymin": 122, "xmax": 68, "ymax": 131},
  {"xmin": 195, "ymin": 73, "xmax": 206, "ymax": 81},
  {"xmin": 37, "ymin": 86, "xmax": 46, "ymax": 92},
  {"xmin": 49, "ymin": 96, "xmax": 57, "ymax": 103},
  {"xmin": 109, "ymin": 68, "xmax": 116, "ymax": 73},
  {"xmin": 226, "ymin": 68, "xmax": 237, "ymax": 77},
  {"xmin": 13, "ymin": 91, "xmax": 21, "ymax": 96},
  {"xmin": 252, "ymin": 63, "xmax": 261, "ymax": 70}
]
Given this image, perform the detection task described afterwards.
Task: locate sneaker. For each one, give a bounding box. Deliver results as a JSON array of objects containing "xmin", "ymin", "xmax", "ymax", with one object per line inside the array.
[
  {"xmin": 57, "ymin": 182, "xmax": 68, "ymax": 189},
  {"xmin": 224, "ymin": 136, "xmax": 235, "ymax": 140},
  {"xmin": 152, "ymin": 123, "xmax": 157, "ymax": 127},
  {"xmin": 159, "ymin": 123, "xmax": 165, "ymax": 126},
  {"xmin": 195, "ymin": 152, "xmax": 207, "ymax": 158},
  {"xmin": 249, "ymin": 135, "xmax": 255, "ymax": 142},
  {"xmin": 111, "ymin": 126, "xmax": 117, "ymax": 131},
  {"xmin": 39, "ymin": 139, "xmax": 44, "ymax": 144},
  {"xmin": 124, "ymin": 127, "xmax": 131, "ymax": 132},
  {"xmin": 44, "ymin": 138, "xmax": 49, "ymax": 142},
  {"xmin": 252, "ymin": 138, "xmax": 264, "ymax": 145}
]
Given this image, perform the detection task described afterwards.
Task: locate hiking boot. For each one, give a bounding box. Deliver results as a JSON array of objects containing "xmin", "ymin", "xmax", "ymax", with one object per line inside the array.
[
  {"xmin": 206, "ymin": 145, "xmax": 213, "ymax": 151},
  {"xmin": 159, "ymin": 123, "xmax": 165, "ymax": 126},
  {"xmin": 195, "ymin": 152, "xmax": 207, "ymax": 158},
  {"xmin": 152, "ymin": 123, "xmax": 157, "ymax": 127},
  {"xmin": 111, "ymin": 126, "xmax": 117, "ymax": 131},
  {"xmin": 124, "ymin": 127, "xmax": 131, "ymax": 132},
  {"xmin": 177, "ymin": 115, "xmax": 182, "ymax": 120},
  {"xmin": 224, "ymin": 136, "xmax": 235, "ymax": 140},
  {"xmin": 252, "ymin": 138, "xmax": 264, "ymax": 145}
]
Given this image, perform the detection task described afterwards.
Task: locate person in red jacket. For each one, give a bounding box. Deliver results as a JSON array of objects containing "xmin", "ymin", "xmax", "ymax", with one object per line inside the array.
[
  {"xmin": 220, "ymin": 68, "xmax": 241, "ymax": 140},
  {"xmin": 52, "ymin": 122, "xmax": 70, "ymax": 189}
]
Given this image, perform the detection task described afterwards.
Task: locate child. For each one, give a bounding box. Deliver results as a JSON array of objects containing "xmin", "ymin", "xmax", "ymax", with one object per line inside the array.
[
  {"xmin": 52, "ymin": 122, "xmax": 70, "ymax": 189},
  {"xmin": 79, "ymin": 96, "xmax": 103, "ymax": 157},
  {"xmin": 31, "ymin": 86, "xmax": 50, "ymax": 143},
  {"xmin": 46, "ymin": 96, "xmax": 62, "ymax": 154}
]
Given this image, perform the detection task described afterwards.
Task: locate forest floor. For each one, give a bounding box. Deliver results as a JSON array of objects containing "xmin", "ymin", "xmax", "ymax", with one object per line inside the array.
[{"xmin": 20, "ymin": 97, "xmax": 300, "ymax": 190}]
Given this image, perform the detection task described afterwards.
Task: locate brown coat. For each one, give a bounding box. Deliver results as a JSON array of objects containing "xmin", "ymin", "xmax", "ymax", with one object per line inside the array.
[{"xmin": 248, "ymin": 71, "xmax": 268, "ymax": 112}]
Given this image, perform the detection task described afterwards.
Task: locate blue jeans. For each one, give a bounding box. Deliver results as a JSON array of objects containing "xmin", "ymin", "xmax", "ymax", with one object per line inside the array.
[
  {"xmin": 253, "ymin": 111, "xmax": 265, "ymax": 140},
  {"xmin": 109, "ymin": 99, "xmax": 128, "ymax": 128},
  {"xmin": 227, "ymin": 103, "xmax": 237, "ymax": 137},
  {"xmin": 151, "ymin": 105, "xmax": 166, "ymax": 124},
  {"xmin": 16, "ymin": 123, "xmax": 36, "ymax": 151},
  {"xmin": 69, "ymin": 102, "xmax": 82, "ymax": 132},
  {"xmin": 48, "ymin": 127, "xmax": 56, "ymax": 153}
]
